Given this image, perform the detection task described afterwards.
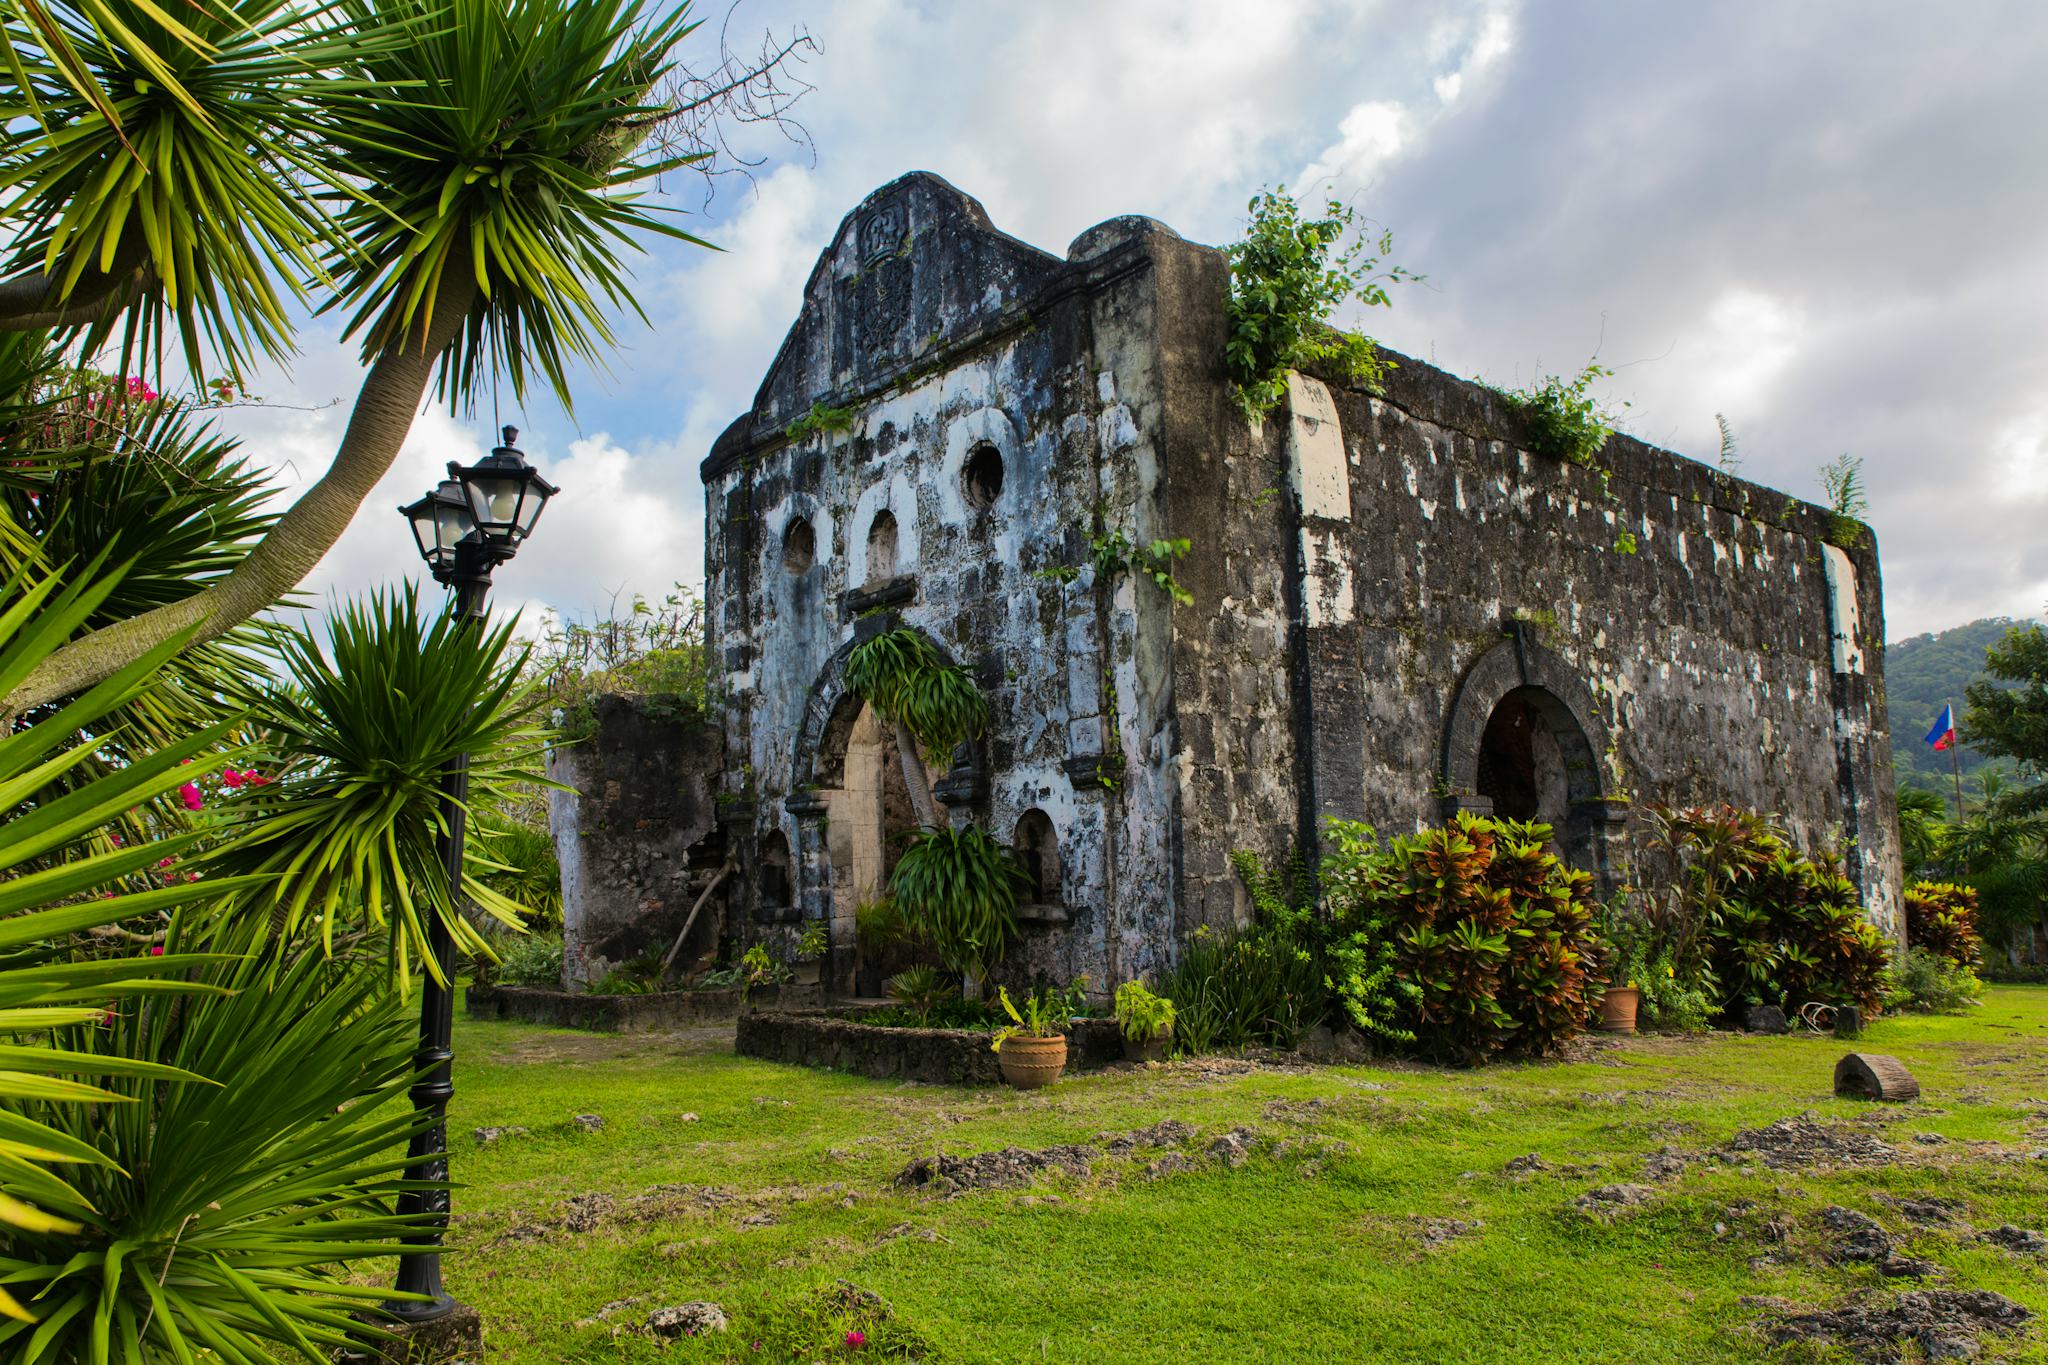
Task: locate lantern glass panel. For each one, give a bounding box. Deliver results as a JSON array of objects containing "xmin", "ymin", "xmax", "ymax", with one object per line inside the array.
[
  {"xmin": 515, "ymin": 485, "xmax": 548, "ymax": 536},
  {"xmin": 464, "ymin": 471, "xmax": 526, "ymax": 532}
]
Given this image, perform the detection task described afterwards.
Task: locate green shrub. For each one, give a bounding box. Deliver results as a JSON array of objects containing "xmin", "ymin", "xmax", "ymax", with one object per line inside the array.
[
  {"xmin": 1223, "ymin": 188, "xmax": 1413, "ymax": 420},
  {"xmin": 1635, "ymin": 953, "xmax": 1718, "ymax": 1032},
  {"xmin": 593, "ymin": 946, "xmax": 668, "ymax": 995},
  {"xmin": 1699, "ymin": 837, "xmax": 1890, "ymax": 1016},
  {"xmin": 1113, "ymin": 980, "xmax": 1177, "ymax": 1044},
  {"xmin": 1499, "ymin": 363, "xmax": 1623, "ymax": 467},
  {"xmin": 1161, "ymin": 925, "xmax": 1326, "ymax": 1055},
  {"xmin": 889, "ymin": 824, "xmax": 1027, "ymax": 984},
  {"xmin": 1357, "ymin": 813, "xmax": 1603, "ymax": 1062},
  {"xmin": 885, "ymin": 964, "xmax": 956, "ymax": 1026},
  {"xmin": 1886, "ymin": 947, "xmax": 1982, "ymax": 1014},
  {"xmin": 1905, "ymin": 880, "xmax": 1984, "ymax": 972},
  {"xmin": 498, "ymin": 930, "xmax": 565, "ymax": 988},
  {"xmin": 1315, "ymin": 822, "xmax": 1417, "ymax": 1045}
]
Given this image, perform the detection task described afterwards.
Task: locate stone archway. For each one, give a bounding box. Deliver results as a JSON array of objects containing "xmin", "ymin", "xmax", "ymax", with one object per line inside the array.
[
  {"xmin": 786, "ymin": 625, "xmax": 964, "ymax": 993},
  {"xmin": 1441, "ymin": 623, "xmax": 1626, "ymax": 883}
]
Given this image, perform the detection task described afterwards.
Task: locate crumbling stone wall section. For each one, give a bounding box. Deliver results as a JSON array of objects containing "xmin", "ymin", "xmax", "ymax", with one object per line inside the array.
[{"xmin": 547, "ymin": 695, "xmax": 722, "ymax": 988}]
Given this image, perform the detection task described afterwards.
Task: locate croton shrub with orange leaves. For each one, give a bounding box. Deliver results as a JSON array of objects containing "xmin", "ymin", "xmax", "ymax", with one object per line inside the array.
[
  {"xmin": 1335, "ymin": 811, "xmax": 1605, "ymax": 1063},
  {"xmin": 1905, "ymin": 881, "xmax": 1984, "ymax": 972}
]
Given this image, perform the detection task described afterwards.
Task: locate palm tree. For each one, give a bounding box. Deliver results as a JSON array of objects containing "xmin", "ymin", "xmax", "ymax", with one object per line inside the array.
[{"xmin": 0, "ymin": 0, "xmax": 804, "ymax": 715}]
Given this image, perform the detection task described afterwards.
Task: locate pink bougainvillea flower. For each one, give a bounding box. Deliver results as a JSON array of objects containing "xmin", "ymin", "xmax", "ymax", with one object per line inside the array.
[
  {"xmin": 178, "ymin": 781, "xmax": 204, "ymax": 812},
  {"xmin": 108, "ymin": 831, "xmax": 123, "ymax": 847},
  {"xmin": 221, "ymin": 768, "xmax": 245, "ymax": 788},
  {"xmin": 246, "ymin": 773, "xmax": 274, "ymax": 786},
  {"xmin": 845, "ymin": 1329, "xmax": 866, "ymax": 1349},
  {"xmin": 149, "ymin": 945, "xmax": 164, "ymax": 956},
  {"xmin": 157, "ymin": 856, "xmax": 177, "ymax": 868}
]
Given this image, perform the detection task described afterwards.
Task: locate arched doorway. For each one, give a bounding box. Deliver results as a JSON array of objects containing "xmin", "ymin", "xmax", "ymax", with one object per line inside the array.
[
  {"xmin": 1441, "ymin": 626, "xmax": 1624, "ymax": 883},
  {"xmin": 1475, "ymin": 686, "xmax": 1575, "ymax": 830}
]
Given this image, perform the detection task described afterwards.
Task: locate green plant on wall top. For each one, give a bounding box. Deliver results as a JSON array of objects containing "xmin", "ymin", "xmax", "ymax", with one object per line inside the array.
[
  {"xmin": 889, "ymin": 823, "xmax": 1028, "ymax": 987},
  {"xmin": 1818, "ymin": 452, "xmax": 1869, "ymax": 548},
  {"xmin": 785, "ymin": 400, "xmax": 856, "ymax": 443},
  {"xmin": 1499, "ymin": 362, "xmax": 1626, "ymax": 467},
  {"xmin": 1224, "ymin": 187, "xmax": 1416, "ymax": 421}
]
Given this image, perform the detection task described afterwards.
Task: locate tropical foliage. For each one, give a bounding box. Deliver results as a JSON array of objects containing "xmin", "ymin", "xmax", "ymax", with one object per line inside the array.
[
  {"xmin": 843, "ymin": 628, "xmax": 988, "ymax": 760},
  {"xmin": 0, "ymin": 0, "xmax": 768, "ymax": 719},
  {"xmin": 207, "ymin": 589, "xmax": 551, "ymax": 986},
  {"xmin": 1223, "ymin": 188, "xmax": 1413, "ymax": 420},
  {"xmin": 1905, "ymin": 881, "xmax": 1984, "ymax": 972},
  {"xmin": 531, "ymin": 583, "xmax": 708, "ymax": 743},
  {"xmin": 1112, "ymin": 980, "xmax": 1176, "ymax": 1044},
  {"xmin": 1648, "ymin": 804, "xmax": 1891, "ymax": 1016},
  {"xmin": 1963, "ymin": 621, "xmax": 2048, "ymax": 816},
  {"xmin": 887, "ymin": 824, "xmax": 1026, "ymax": 986}
]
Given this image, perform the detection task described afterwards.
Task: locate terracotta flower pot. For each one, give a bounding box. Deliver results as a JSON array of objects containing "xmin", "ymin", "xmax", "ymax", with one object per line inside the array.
[
  {"xmin": 1121, "ymin": 1031, "xmax": 1170, "ymax": 1063},
  {"xmin": 1599, "ymin": 985, "xmax": 1640, "ymax": 1034},
  {"xmin": 997, "ymin": 1033, "xmax": 1067, "ymax": 1088}
]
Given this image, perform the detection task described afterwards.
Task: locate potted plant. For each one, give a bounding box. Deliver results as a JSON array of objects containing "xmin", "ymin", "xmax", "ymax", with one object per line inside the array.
[
  {"xmin": 990, "ymin": 981, "xmax": 1084, "ymax": 1088},
  {"xmin": 1595, "ymin": 897, "xmax": 1649, "ymax": 1035},
  {"xmin": 1113, "ymin": 980, "xmax": 1177, "ymax": 1062},
  {"xmin": 789, "ymin": 919, "xmax": 829, "ymax": 988}
]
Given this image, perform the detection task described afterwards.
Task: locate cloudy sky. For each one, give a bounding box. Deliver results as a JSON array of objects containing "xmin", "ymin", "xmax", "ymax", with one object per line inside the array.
[{"xmin": 220, "ymin": 0, "xmax": 2048, "ymax": 642}]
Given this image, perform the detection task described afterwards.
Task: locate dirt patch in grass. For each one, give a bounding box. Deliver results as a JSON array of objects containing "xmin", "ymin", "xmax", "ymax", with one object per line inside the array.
[
  {"xmin": 1756, "ymin": 1288, "xmax": 2033, "ymax": 1361},
  {"xmin": 1722, "ymin": 1116, "xmax": 1900, "ymax": 1169}
]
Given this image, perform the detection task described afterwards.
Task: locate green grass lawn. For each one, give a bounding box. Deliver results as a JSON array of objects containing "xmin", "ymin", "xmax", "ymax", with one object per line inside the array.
[{"xmin": 427, "ymin": 990, "xmax": 2048, "ymax": 1363}]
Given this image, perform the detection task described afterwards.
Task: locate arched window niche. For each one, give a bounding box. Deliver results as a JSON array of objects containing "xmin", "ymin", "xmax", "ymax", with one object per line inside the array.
[
  {"xmin": 1013, "ymin": 809, "xmax": 1063, "ymax": 922},
  {"xmin": 865, "ymin": 509, "xmax": 899, "ymax": 583},
  {"xmin": 758, "ymin": 829, "xmax": 794, "ymax": 920}
]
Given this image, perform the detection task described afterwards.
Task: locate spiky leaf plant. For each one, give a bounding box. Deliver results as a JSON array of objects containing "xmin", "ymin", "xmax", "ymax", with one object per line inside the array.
[
  {"xmin": 0, "ymin": 943, "xmax": 431, "ymax": 1360},
  {"xmin": 320, "ymin": 0, "xmax": 709, "ymax": 407},
  {"xmin": 888, "ymin": 824, "xmax": 1026, "ymax": 986},
  {"xmin": 0, "ymin": 0, "xmax": 412, "ymax": 378},
  {"xmin": 208, "ymin": 587, "xmax": 553, "ymax": 985},
  {"xmin": 0, "ymin": 563, "xmax": 270, "ymax": 1315}
]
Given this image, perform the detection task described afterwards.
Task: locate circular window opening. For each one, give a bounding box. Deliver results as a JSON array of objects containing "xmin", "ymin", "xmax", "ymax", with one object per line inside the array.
[
  {"xmin": 963, "ymin": 444, "xmax": 1004, "ymax": 510},
  {"xmin": 782, "ymin": 517, "xmax": 815, "ymax": 574}
]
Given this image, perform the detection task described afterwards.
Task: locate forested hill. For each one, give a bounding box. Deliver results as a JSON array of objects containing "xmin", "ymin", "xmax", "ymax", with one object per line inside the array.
[{"xmin": 1887, "ymin": 616, "xmax": 2038, "ymax": 789}]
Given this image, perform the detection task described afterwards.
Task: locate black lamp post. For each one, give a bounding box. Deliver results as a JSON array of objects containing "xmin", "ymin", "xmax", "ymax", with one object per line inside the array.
[{"xmin": 388, "ymin": 426, "xmax": 557, "ymax": 1325}]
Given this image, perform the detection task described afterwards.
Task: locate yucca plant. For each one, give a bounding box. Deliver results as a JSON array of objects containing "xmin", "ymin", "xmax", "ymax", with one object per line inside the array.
[
  {"xmin": 0, "ymin": 0, "xmax": 748, "ymax": 720},
  {"xmin": 207, "ymin": 587, "xmax": 553, "ymax": 986},
  {"xmin": 0, "ymin": 562, "xmax": 273, "ymax": 1316},
  {"xmin": 888, "ymin": 824, "xmax": 1026, "ymax": 988},
  {"xmin": 0, "ymin": 941, "xmax": 431, "ymax": 1360}
]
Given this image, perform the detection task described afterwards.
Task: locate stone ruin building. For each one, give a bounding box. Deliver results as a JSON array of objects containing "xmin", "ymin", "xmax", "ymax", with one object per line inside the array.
[{"xmin": 549, "ymin": 171, "xmax": 1903, "ymax": 995}]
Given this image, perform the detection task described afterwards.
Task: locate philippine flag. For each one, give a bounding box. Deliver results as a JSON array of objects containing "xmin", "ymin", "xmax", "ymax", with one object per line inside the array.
[{"xmin": 1925, "ymin": 704, "xmax": 1957, "ymax": 752}]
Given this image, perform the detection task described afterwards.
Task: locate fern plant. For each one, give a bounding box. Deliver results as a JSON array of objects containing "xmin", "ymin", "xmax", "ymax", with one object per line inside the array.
[
  {"xmin": 1819, "ymin": 453, "xmax": 1869, "ymax": 547},
  {"xmin": 843, "ymin": 628, "xmax": 988, "ymax": 758}
]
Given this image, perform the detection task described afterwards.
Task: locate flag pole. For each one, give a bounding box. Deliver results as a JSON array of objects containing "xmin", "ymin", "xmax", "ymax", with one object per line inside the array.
[{"xmin": 1948, "ymin": 700, "xmax": 1965, "ymax": 817}]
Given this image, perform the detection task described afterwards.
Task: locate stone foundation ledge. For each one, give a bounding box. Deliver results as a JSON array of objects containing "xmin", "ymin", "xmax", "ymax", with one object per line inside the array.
[
  {"xmin": 735, "ymin": 1008, "xmax": 1125, "ymax": 1086},
  {"xmin": 466, "ymin": 983, "xmax": 822, "ymax": 1033}
]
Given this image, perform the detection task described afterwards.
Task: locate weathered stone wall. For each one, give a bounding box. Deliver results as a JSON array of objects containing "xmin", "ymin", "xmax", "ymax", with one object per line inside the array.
[
  {"xmin": 547, "ymin": 695, "xmax": 722, "ymax": 989},
  {"xmin": 1266, "ymin": 351, "xmax": 1902, "ymax": 934},
  {"xmin": 700, "ymin": 176, "xmax": 1210, "ymax": 996},
  {"xmin": 697, "ymin": 170, "xmax": 1904, "ymax": 995}
]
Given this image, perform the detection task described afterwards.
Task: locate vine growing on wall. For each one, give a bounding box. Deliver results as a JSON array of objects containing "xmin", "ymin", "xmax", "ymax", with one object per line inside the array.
[
  {"xmin": 1092, "ymin": 529, "xmax": 1194, "ymax": 606},
  {"xmin": 1224, "ymin": 188, "xmax": 1416, "ymax": 422},
  {"xmin": 784, "ymin": 400, "xmax": 855, "ymax": 442}
]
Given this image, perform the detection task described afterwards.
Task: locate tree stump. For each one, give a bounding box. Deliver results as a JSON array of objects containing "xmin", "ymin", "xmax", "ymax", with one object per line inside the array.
[
  {"xmin": 1834, "ymin": 1005, "xmax": 1863, "ymax": 1039},
  {"xmin": 1834, "ymin": 1053, "xmax": 1919, "ymax": 1103}
]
